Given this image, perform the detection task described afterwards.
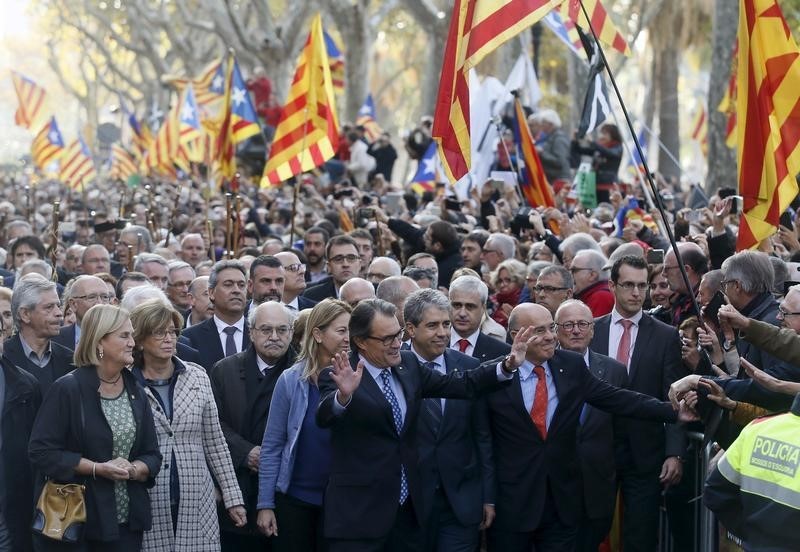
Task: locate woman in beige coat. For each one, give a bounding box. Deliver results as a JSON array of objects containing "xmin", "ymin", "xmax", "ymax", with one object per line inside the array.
[{"xmin": 130, "ymin": 300, "xmax": 246, "ymax": 551}]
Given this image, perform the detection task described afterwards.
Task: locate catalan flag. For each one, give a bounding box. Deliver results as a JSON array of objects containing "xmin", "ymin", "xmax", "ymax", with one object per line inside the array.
[
  {"xmin": 261, "ymin": 14, "xmax": 340, "ymax": 187},
  {"xmin": 30, "ymin": 117, "xmax": 65, "ymax": 170},
  {"xmin": 60, "ymin": 136, "xmax": 96, "ymax": 190},
  {"xmin": 324, "ymin": 29, "xmax": 345, "ymax": 93},
  {"xmin": 558, "ymin": 0, "xmax": 631, "ymax": 57},
  {"xmin": 110, "ymin": 144, "xmax": 138, "ymax": 181},
  {"xmin": 512, "ymin": 97, "xmax": 555, "ymax": 208},
  {"xmin": 146, "ymin": 113, "xmax": 179, "ymax": 176},
  {"xmin": 410, "ymin": 141, "xmax": 438, "ymax": 194},
  {"xmin": 164, "ymin": 58, "xmax": 225, "ymax": 108},
  {"xmin": 432, "ymin": 0, "xmax": 553, "ymax": 183},
  {"xmin": 126, "ymin": 110, "xmax": 153, "ymax": 160},
  {"xmin": 11, "ymin": 71, "xmax": 47, "ymax": 129},
  {"xmin": 356, "ymin": 94, "xmax": 383, "ymax": 143},
  {"xmin": 718, "ymin": 41, "xmax": 739, "ymax": 148},
  {"xmin": 691, "ymin": 105, "xmax": 709, "ymax": 156},
  {"xmin": 178, "ymin": 85, "xmax": 203, "ymax": 145},
  {"xmin": 736, "ymin": 0, "xmax": 800, "ymax": 251}
]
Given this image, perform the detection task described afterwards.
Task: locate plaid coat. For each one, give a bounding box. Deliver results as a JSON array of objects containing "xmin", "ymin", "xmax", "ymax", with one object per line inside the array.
[{"xmin": 141, "ymin": 360, "xmax": 243, "ymax": 552}]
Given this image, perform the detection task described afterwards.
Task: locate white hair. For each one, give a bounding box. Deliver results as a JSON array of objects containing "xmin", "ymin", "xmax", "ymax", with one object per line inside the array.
[
  {"xmin": 537, "ymin": 108, "xmax": 562, "ymax": 129},
  {"xmin": 120, "ymin": 283, "xmax": 171, "ymax": 312}
]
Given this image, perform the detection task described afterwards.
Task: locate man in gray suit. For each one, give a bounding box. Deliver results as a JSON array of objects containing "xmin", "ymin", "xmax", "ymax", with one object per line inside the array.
[{"xmin": 555, "ymin": 299, "xmax": 628, "ymax": 552}]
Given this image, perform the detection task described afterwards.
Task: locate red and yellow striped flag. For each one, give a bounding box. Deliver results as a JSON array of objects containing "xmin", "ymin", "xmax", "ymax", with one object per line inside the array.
[
  {"xmin": 718, "ymin": 42, "xmax": 739, "ymax": 148},
  {"xmin": 60, "ymin": 136, "xmax": 97, "ymax": 190},
  {"xmin": 31, "ymin": 116, "xmax": 65, "ymax": 170},
  {"xmin": 512, "ymin": 97, "xmax": 555, "ymax": 208},
  {"xmin": 11, "ymin": 71, "xmax": 47, "ymax": 129},
  {"xmin": 164, "ymin": 58, "xmax": 225, "ymax": 108},
  {"xmin": 432, "ymin": 0, "xmax": 554, "ymax": 183},
  {"xmin": 736, "ymin": 0, "xmax": 800, "ymax": 250},
  {"xmin": 690, "ymin": 106, "xmax": 709, "ymax": 156},
  {"xmin": 145, "ymin": 114, "xmax": 179, "ymax": 176},
  {"xmin": 110, "ymin": 144, "xmax": 138, "ymax": 181},
  {"xmin": 558, "ymin": 0, "xmax": 631, "ymax": 57},
  {"xmin": 261, "ymin": 13, "xmax": 340, "ymax": 186}
]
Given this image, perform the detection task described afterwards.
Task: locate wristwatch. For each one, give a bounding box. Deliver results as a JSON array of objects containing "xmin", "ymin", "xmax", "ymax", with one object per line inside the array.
[{"xmin": 501, "ymin": 355, "xmax": 518, "ymax": 374}]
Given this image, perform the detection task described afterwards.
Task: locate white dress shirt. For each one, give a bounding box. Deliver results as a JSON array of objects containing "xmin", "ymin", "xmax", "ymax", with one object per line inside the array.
[
  {"xmin": 608, "ymin": 308, "xmax": 643, "ymax": 371},
  {"xmin": 449, "ymin": 328, "xmax": 480, "ymax": 356},
  {"xmin": 411, "ymin": 346, "xmax": 446, "ymax": 409},
  {"xmin": 213, "ymin": 315, "xmax": 246, "ymax": 355},
  {"xmin": 255, "ymin": 354, "xmax": 275, "ymax": 375}
]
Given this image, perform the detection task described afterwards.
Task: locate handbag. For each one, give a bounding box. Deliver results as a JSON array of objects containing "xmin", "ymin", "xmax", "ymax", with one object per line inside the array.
[{"xmin": 31, "ymin": 480, "xmax": 87, "ymax": 542}]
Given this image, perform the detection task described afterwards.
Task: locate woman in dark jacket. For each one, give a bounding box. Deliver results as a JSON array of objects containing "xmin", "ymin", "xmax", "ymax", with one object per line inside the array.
[
  {"xmin": 29, "ymin": 304, "xmax": 162, "ymax": 551},
  {"xmin": 571, "ymin": 122, "xmax": 623, "ymax": 204}
]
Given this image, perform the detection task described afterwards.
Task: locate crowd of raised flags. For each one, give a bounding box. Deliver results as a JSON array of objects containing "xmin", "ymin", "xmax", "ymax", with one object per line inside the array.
[{"xmin": 8, "ymin": 0, "xmax": 800, "ymax": 254}]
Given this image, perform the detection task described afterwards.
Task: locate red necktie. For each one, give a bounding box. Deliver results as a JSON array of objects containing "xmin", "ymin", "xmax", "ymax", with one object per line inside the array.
[
  {"xmin": 458, "ymin": 339, "xmax": 470, "ymax": 353},
  {"xmin": 615, "ymin": 319, "xmax": 634, "ymax": 368},
  {"xmin": 530, "ymin": 365, "xmax": 548, "ymax": 439}
]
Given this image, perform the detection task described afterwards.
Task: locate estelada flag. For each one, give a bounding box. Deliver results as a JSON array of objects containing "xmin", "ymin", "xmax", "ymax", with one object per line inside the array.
[
  {"xmin": 432, "ymin": 0, "xmax": 554, "ymax": 183},
  {"xmin": 735, "ymin": 0, "xmax": 800, "ymax": 250},
  {"xmin": 511, "ymin": 97, "xmax": 555, "ymax": 209},
  {"xmin": 60, "ymin": 136, "xmax": 97, "ymax": 190},
  {"xmin": 261, "ymin": 13, "xmax": 339, "ymax": 186},
  {"xmin": 557, "ymin": 0, "xmax": 632, "ymax": 57},
  {"xmin": 31, "ymin": 116, "xmax": 65, "ymax": 170},
  {"xmin": 11, "ymin": 71, "xmax": 47, "ymax": 129}
]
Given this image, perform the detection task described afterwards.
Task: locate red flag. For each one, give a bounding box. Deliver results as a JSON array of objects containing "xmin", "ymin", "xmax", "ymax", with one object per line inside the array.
[{"xmin": 512, "ymin": 98, "xmax": 555, "ymax": 208}]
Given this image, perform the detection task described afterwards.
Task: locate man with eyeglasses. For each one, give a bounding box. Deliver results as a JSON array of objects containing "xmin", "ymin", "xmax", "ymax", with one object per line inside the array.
[
  {"xmin": 555, "ymin": 300, "xmax": 628, "ymax": 551},
  {"xmin": 4, "ymin": 274, "xmax": 74, "ymax": 396},
  {"xmin": 275, "ymin": 251, "xmax": 317, "ymax": 311},
  {"xmin": 210, "ymin": 301, "xmax": 297, "ymax": 551},
  {"xmin": 535, "ymin": 266, "xmax": 574, "ymax": 316},
  {"xmin": 53, "ymin": 275, "xmax": 113, "ymax": 350},
  {"xmin": 589, "ymin": 255, "xmax": 687, "ymax": 552},
  {"xmin": 571, "ymin": 250, "xmax": 614, "ymax": 317},
  {"xmin": 480, "ymin": 302, "xmax": 696, "ymax": 552},
  {"xmin": 304, "ymin": 235, "xmax": 361, "ymax": 302},
  {"xmin": 366, "ymin": 256, "xmax": 402, "ymax": 286},
  {"xmin": 661, "ymin": 242, "xmax": 709, "ymax": 326},
  {"xmin": 166, "ymin": 261, "xmax": 196, "ymax": 313}
]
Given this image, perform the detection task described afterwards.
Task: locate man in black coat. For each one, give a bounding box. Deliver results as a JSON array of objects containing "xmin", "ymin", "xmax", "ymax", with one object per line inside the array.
[
  {"xmin": 482, "ymin": 303, "xmax": 694, "ymax": 552},
  {"xmin": 0, "ymin": 355, "xmax": 41, "ymax": 552},
  {"xmin": 209, "ymin": 301, "xmax": 297, "ymax": 552},
  {"xmin": 317, "ymin": 298, "xmax": 519, "ymax": 552},
  {"xmin": 5, "ymin": 275, "xmax": 74, "ymax": 395},
  {"xmin": 53, "ymin": 275, "xmax": 113, "ymax": 351},
  {"xmin": 404, "ymin": 289, "xmax": 494, "ymax": 551},
  {"xmin": 555, "ymin": 299, "xmax": 628, "ymax": 551},
  {"xmin": 448, "ymin": 275, "xmax": 511, "ymax": 362},
  {"xmin": 303, "ymin": 235, "xmax": 361, "ymax": 302}
]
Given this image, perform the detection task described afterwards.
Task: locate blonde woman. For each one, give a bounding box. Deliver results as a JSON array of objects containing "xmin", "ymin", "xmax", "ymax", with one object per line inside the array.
[
  {"xmin": 129, "ymin": 300, "xmax": 245, "ymax": 551},
  {"xmin": 29, "ymin": 305, "xmax": 161, "ymax": 551},
  {"xmin": 256, "ymin": 299, "xmax": 352, "ymax": 551}
]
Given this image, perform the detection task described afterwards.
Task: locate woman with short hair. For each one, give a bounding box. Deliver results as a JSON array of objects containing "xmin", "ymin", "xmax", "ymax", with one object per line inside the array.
[{"xmin": 29, "ymin": 304, "xmax": 162, "ymax": 551}]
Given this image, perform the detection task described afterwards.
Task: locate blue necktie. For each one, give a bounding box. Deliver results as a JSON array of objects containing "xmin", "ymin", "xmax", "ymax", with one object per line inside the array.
[
  {"xmin": 423, "ymin": 362, "xmax": 443, "ymax": 434},
  {"xmin": 379, "ymin": 369, "xmax": 408, "ymax": 504},
  {"xmin": 223, "ymin": 326, "xmax": 237, "ymax": 357}
]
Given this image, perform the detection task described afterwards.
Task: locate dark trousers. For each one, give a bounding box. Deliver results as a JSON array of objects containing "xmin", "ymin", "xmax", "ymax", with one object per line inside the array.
[
  {"xmin": 618, "ymin": 468, "xmax": 662, "ymax": 552},
  {"xmin": 575, "ymin": 514, "xmax": 612, "ymax": 552},
  {"xmin": 32, "ymin": 524, "xmax": 141, "ymax": 552},
  {"xmin": 221, "ymin": 530, "xmax": 270, "ymax": 552},
  {"xmin": 328, "ymin": 500, "xmax": 422, "ymax": 552},
  {"xmin": 487, "ymin": 486, "xmax": 576, "ymax": 552},
  {"xmin": 423, "ymin": 488, "xmax": 479, "ymax": 552},
  {"xmin": 273, "ymin": 492, "xmax": 326, "ymax": 552}
]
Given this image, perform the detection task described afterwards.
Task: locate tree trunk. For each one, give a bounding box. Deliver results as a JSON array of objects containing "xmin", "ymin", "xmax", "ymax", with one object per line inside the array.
[
  {"xmin": 341, "ymin": 5, "xmax": 370, "ymax": 122},
  {"xmin": 705, "ymin": 0, "xmax": 739, "ymax": 196},
  {"xmin": 656, "ymin": 41, "xmax": 681, "ymax": 181},
  {"xmin": 420, "ymin": 30, "xmax": 447, "ymax": 118}
]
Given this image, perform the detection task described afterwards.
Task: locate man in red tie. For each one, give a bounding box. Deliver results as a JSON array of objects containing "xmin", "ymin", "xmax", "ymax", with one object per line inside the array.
[
  {"xmin": 448, "ymin": 276, "xmax": 511, "ymax": 362},
  {"xmin": 589, "ymin": 255, "xmax": 687, "ymax": 552},
  {"xmin": 480, "ymin": 302, "xmax": 696, "ymax": 552}
]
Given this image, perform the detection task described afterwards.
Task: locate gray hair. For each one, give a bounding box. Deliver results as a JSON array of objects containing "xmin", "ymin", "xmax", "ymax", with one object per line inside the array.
[
  {"xmin": 448, "ymin": 275, "xmax": 489, "ymax": 304},
  {"xmin": 247, "ymin": 300, "xmax": 296, "ymax": 328},
  {"xmin": 11, "ymin": 274, "xmax": 57, "ymax": 330},
  {"xmin": 369, "ymin": 257, "xmax": 402, "ymax": 278},
  {"xmin": 402, "ymin": 266, "xmax": 438, "ymax": 289},
  {"xmin": 120, "ymin": 283, "xmax": 170, "ymax": 312},
  {"xmin": 527, "ymin": 261, "xmax": 553, "ymax": 280},
  {"xmin": 120, "ymin": 225, "xmax": 153, "ymax": 252},
  {"xmin": 208, "ymin": 260, "xmax": 247, "ymax": 290},
  {"xmin": 573, "ymin": 249, "xmax": 610, "ymax": 281},
  {"xmin": 486, "ymin": 233, "xmax": 516, "ymax": 261},
  {"xmin": 349, "ymin": 298, "xmax": 397, "ymax": 351},
  {"xmin": 492, "ymin": 259, "xmax": 527, "ymax": 287},
  {"xmin": 537, "ymin": 108, "xmax": 562, "ymax": 129},
  {"xmin": 168, "ymin": 260, "xmax": 195, "ymax": 277},
  {"xmin": 181, "ymin": 233, "xmax": 204, "ymax": 247},
  {"xmin": 19, "ymin": 259, "xmax": 53, "ymax": 280},
  {"xmin": 188, "ymin": 275, "xmax": 209, "ymax": 295},
  {"xmin": 560, "ymin": 232, "xmax": 602, "ymax": 257},
  {"xmin": 404, "ymin": 288, "xmax": 451, "ymax": 327},
  {"xmin": 134, "ymin": 252, "xmax": 169, "ymax": 272},
  {"xmin": 554, "ymin": 299, "xmax": 593, "ymax": 322},
  {"xmin": 538, "ymin": 265, "xmax": 574, "ymax": 289},
  {"xmin": 769, "ymin": 257, "xmax": 789, "ymax": 297},
  {"xmin": 721, "ymin": 251, "xmax": 775, "ymax": 295},
  {"xmin": 376, "ymin": 276, "xmax": 419, "ymax": 305}
]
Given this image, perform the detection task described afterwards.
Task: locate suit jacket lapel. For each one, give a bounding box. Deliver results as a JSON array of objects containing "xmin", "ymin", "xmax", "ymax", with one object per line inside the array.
[
  {"xmin": 507, "ymin": 374, "xmax": 539, "ymax": 436},
  {"xmin": 202, "ymin": 318, "xmax": 224, "ymax": 360},
  {"xmin": 350, "ymin": 354, "xmax": 396, "ymax": 431},
  {"xmin": 592, "ymin": 316, "xmax": 611, "ymax": 357},
  {"xmin": 587, "ymin": 351, "xmax": 605, "ymax": 380},
  {"xmin": 629, "ymin": 315, "xmax": 651, "ymax": 382},
  {"xmin": 394, "ymin": 358, "xmax": 415, "ymax": 435},
  {"xmin": 547, "ymin": 359, "xmax": 567, "ymax": 435}
]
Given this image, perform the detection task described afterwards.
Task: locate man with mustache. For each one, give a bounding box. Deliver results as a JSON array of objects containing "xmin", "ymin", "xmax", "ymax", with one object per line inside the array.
[
  {"xmin": 181, "ymin": 260, "xmax": 251, "ymax": 371},
  {"xmin": 303, "ymin": 227, "xmax": 330, "ymax": 284}
]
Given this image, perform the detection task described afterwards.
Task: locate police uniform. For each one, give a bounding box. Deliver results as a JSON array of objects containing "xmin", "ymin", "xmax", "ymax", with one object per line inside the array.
[{"xmin": 704, "ymin": 394, "xmax": 800, "ymax": 551}]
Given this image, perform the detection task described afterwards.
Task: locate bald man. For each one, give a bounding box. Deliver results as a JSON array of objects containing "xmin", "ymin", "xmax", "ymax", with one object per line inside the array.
[
  {"xmin": 662, "ymin": 242, "xmax": 708, "ymax": 326},
  {"xmin": 339, "ymin": 277, "xmax": 376, "ymax": 309},
  {"xmin": 274, "ymin": 251, "xmax": 317, "ymax": 311},
  {"xmin": 481, "ymin": 303, "xmax": 694, "ymax": 551},
  {"xmin": 54, "ymin": 275, "xmax": 113, "ymax": 350}
]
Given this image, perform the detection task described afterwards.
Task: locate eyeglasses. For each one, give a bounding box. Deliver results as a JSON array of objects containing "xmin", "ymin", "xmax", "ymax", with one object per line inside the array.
[
  {"xmin": 534, "ymin": 285, "xmax": 570, "ymax": 294},
  {"xmin": 252, "ymin": 325, "xmax": 292, "ymax": 338},
  {"xmin": 283, "ymin": 263, "xmax": 306, "ymax": 273},
  {"xmin": 72, "ymin": 293, "xmax": 114, "ymax": 303},
  {"xmin": 570, "ymin": 267, "xmax": 594, "ymax": 274},
  {"xmin": 614, "ymin": 282, "xmax": 649, "ymax": 292},
  {"xmin": 329, "ymin": 254, "xmax": 360, "ymax": 264},
  {"xmin": 778, "ymin": 306, "xmax": 800, "ymax": 318},
  {"xmin": 555, "ymin": 320, "xmax": 594, "ymax": 332},
  {"xmin": 152, "ymin": 328, "xmax": 180, "ymax": 341},
  {"xmin": 366, "ymin": 329, "xmax": 404, "ymax": 346}
]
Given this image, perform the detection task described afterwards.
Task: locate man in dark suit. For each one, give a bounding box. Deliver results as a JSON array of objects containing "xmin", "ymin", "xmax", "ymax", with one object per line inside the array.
[
  {"xmin": 4, "ymin": 275, "xmax": 74, "ymax": 395},
  {"xmin": 182, "ymin": 260, "xmax": 251, "ymax": 370},
  {"xmin": 303, "ymin": 235, "xmax": 361, "ymax": 302},
  {"xmin": 555, "ymin": 299, "xmax": 628, "ymax": 551},
  {"xmin": 404, "ymin": 289, "xmax": 494, "ymax": 551},
  {"xmin": 317, "ymin": 298, "xmax": 521, "ymax": 552},
  {"xmin": 53, "ymin": 275, "xmax": 113, "ymax": 351},
  {"xmin": 589, "ymin": 255, "xmax": 687, "ymax": 552},
  {"xmin": 275, "ymin": 251, "xmax": 317, "ymax": 311},
  {"xmin": 210, "ymin": 301, "xmax": 297, "ymax": 552},
  {"xmin": 448, "ymin": 275, "xmax": 511, "ymax": 362},
  {"xmin": 481, "ymin": 303, "xmax": 694, "ymax": 552}
]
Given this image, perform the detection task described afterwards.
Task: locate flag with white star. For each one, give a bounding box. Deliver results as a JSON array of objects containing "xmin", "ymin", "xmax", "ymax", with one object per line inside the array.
[{"xmin": 31, "ymin": 116, "xmax": 65, "ymax": 171}]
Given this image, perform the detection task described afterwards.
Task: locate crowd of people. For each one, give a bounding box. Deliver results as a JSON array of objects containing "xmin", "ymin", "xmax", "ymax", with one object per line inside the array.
[{"xmin": 1, "ymin": 112, "xmax": 800, "ymax": 552}]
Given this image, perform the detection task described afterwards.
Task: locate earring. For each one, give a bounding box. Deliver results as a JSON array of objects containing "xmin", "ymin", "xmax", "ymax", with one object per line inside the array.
[{"xmin": 98, "ymin": 349, "xmax": 104, "ymax": 360}]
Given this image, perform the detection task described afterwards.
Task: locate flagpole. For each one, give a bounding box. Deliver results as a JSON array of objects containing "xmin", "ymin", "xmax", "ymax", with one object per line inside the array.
[
  {"xmin": 289, "ymin": 107, "xmax": 311, "ymax": 246},
  {"xmin": 577, "ymin": 0, "xmax": 701, "ymax": 319},
  {"xmin": 492, "ymin": 116, "xmax": 525, "ymax": 206}
]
